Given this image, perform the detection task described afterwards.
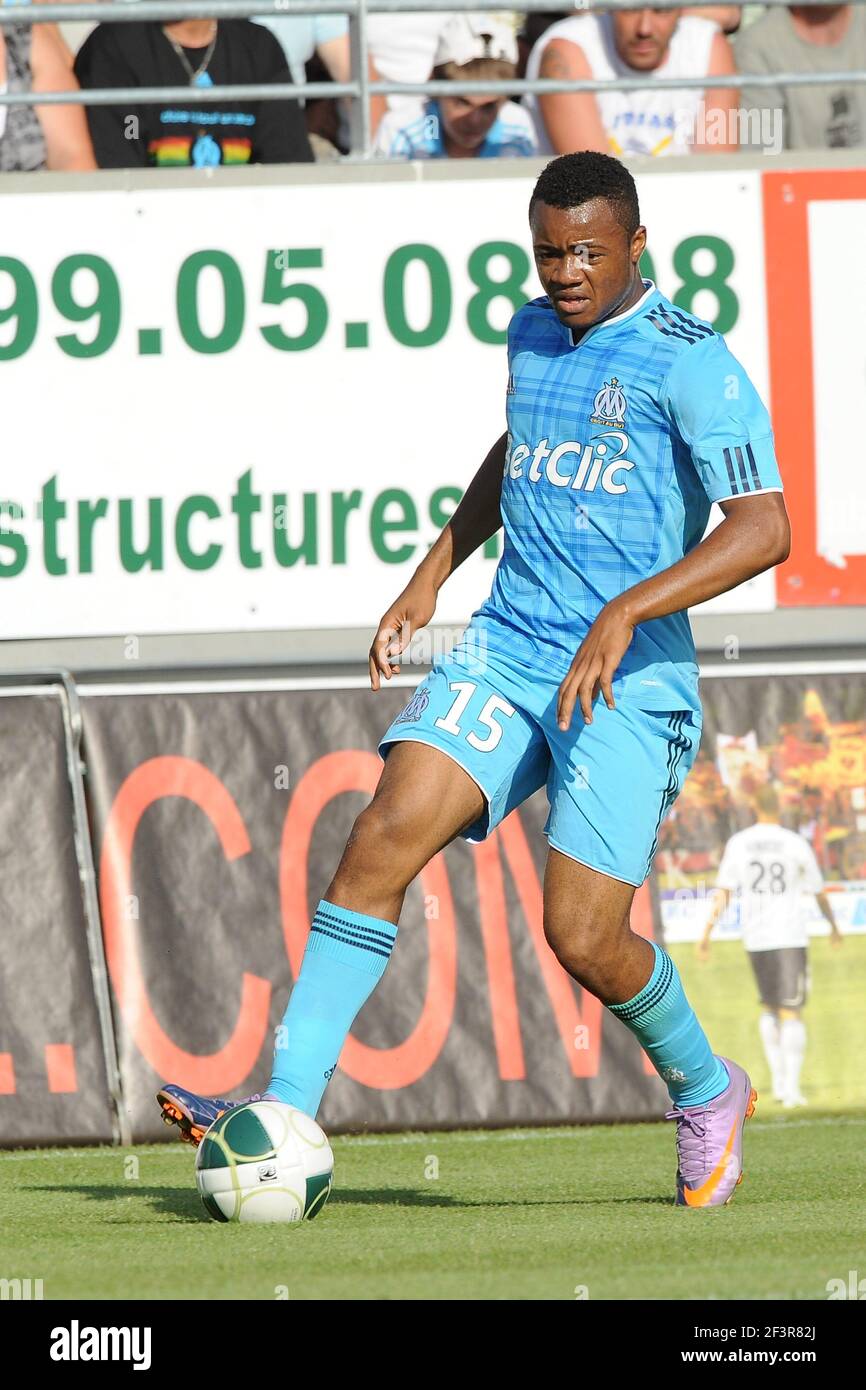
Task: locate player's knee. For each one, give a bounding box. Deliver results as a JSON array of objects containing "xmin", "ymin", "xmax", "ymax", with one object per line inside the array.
[
  {"xmin": 341, "ymin": 799, "xmax": 421, "ymax": 890},
  {"xmin": 543, "ymin": 908, "xmax": 609, "ymax": 984}
]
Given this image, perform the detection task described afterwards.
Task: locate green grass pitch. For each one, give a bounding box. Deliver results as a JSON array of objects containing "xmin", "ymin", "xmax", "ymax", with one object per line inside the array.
[
  {"xmin": 3, "ymin": 1115, "xmax": 865, "ymax": 1300},
  {"xmin": 2, "ymin": 939, "xmax": 863, "ymax": 1300}
]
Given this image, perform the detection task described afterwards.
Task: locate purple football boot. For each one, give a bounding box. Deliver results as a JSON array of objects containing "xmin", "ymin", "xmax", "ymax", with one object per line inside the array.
[
  {"xmin": 157, "ymin": 1084, "xmax": 273, "ymax": 1147},
  {"xmin": 665, "ymin": 1057, "xmax": 757, "ymax": 1208}
]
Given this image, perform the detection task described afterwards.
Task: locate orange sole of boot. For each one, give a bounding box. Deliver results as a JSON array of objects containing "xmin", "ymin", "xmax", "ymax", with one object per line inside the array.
[{"xmin": 159, "ymin": 1099, "xmax": 207, "ymax": 1147}]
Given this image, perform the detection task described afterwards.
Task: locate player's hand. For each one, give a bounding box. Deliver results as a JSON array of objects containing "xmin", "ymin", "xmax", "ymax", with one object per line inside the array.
[
  {"xmin": 369, "ymin": 574, "xmax": 438, "ymax": 690},
  {"xmin": 830, "ymin": 931, "xmax": 844, "ymax": 949},
  {"xmin": 557, "ymin": 599, "xmax": 634, "ymax": 729},
  {"xmin": 696, "ymin": 939, "xmax": 711, "ymax": 964}
]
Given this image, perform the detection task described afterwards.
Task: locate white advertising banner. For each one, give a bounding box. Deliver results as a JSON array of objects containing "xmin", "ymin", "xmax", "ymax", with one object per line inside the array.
[{"xmin": 2, "ymin": 169, "xmax": 768, "ymax": 639}]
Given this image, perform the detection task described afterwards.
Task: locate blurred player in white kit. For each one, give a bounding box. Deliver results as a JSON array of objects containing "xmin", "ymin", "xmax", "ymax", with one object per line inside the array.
[{"xmin": 698, "ymin": 785, "xmax": 843, "ymax": 1107}]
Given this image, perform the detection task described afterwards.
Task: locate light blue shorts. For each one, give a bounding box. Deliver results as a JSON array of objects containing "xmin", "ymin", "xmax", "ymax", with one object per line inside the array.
[{"xmin": 378, "ymin": 644, "xmax": 701, "ymax": 887}]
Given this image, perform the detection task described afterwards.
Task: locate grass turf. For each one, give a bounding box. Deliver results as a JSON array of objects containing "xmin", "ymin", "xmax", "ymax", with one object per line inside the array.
[
  {"xmin": 2, "ymin": 1112, "xmax": 865, "ymax": 1300},
  {"xmin": 3, "ymin": 937, "xmax": 863, "ymax": 1301}
]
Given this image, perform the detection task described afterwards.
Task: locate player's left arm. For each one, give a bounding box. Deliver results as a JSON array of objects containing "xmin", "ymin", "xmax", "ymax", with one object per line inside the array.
[
  {"xmin": 697, "ymin": 886, "xmax": 731, "ymax": 961},
  {"xmin": 815, "ymin": 891, "xmax": 843, "ymax": 946},
  {"xmin": 557, "ymin": 336, "xmax": 790, "ymax": 728},
  {"xmin": 796, "ymin": 838, "xmax": 843, "ymax": 946}
]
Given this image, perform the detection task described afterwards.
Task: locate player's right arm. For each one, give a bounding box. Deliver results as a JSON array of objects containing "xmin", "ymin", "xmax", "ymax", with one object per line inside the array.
[
  {"xmin": 698, "ymin": 832, "xmax": 742, "ymax": 960},
  {"xmin": 368, "ymin": 431, "xmax": 507, "ymax": 689},
  {"xmin": 696, "ymin": 887, "xmax": 731, "ymax": 962}
]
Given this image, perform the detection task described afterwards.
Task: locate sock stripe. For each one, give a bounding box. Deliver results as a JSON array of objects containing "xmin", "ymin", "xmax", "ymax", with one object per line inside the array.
[
  {"xmin": 609, "ymin": 947, "xmax": 674, "ymax": 1022},
  {"xmin": 315, "ymin": 907, "xmax": 396, "ymax": 948},
  {"xmin": 622, "ymin": 951, "xmax": 673, "ymax": 1021},
  {"xmin": 606, "ymin": 942, "xmax": 727, "ymax": 1108},
  {"xmin": 309, "ymin": 923, "xmax": 393, "ymax": 961}
]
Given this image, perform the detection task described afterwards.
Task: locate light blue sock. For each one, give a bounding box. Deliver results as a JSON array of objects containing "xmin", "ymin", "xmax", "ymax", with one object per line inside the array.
[
  {"xmin": 608, "ymin": 942, "xmax": 728, "ymax": 1107},
  {"xmin": 266, "ymin": 899, "xmax": 397, "ymax": 1118}
]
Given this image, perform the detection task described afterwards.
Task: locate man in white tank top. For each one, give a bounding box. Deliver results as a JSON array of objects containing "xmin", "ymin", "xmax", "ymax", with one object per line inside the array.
[{"xmin": 525, "ymin": 8, "xmax": 737, "ymax": 157}]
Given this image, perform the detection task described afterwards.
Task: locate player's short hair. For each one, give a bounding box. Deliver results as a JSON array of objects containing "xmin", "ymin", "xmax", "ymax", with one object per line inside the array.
[
  {"xmin": 529, "ymin": 153, "xmax": 641, "ymax": 238},
  {"xmin": 754, "ymin": 784, "xmax": 781, "ymax": 818}
]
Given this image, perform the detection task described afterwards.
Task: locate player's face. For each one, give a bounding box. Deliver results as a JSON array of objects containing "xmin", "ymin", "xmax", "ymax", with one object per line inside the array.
[
  {"xmin": 530, "ymin": 198, "xmax": 647, "ymax": 331},
  {"xmin": 439, "ymin": 94, "xmax": 505, "ymax": 151},
  {"xmin": 612, "ymin": 8, "xmax": 681, "ymax": 70}
]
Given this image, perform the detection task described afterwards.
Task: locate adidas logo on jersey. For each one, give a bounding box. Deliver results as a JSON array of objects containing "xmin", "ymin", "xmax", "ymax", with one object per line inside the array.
[{"xmin": 506, "ymin": 433, "xmax": 635, "ymax": 495}]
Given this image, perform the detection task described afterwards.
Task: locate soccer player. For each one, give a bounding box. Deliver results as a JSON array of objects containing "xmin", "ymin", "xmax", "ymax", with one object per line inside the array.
[
  {"xmin": 159, "ymin": 152, "xmax": 791, "ymax": 1208},
  {"xmin": 698, "ymin": 785, "xmax": 843, "ymax": 1107}
]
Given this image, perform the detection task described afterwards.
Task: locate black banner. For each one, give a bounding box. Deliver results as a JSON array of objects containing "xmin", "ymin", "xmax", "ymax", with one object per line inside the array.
[
  {"xmin": 79, "ymin": 686, "xmax": 664, "ymax": 1141},
  {"xmin": 0, "ymin": 693, "xmax": 113, "ymax": 1145},
  {"xmin": 5, "ymin": 669, "xmax": 862, "ymax": 1146}
]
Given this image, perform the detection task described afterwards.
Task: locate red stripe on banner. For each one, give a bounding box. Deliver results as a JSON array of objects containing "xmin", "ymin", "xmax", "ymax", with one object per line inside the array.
[
  {"xmin": 473, "ymin": 837, "xmax": 527, "ymax": 1081},
  {"xmin": 498, "ymin": 814, "xmax": 602, "ymax": 1077},
  {"xmin": 280, "ymin": 750, "xmax": 457, "ymax": 1091},
  {"xmin": 0, "ymin": 1053, "xmax": 15, "ymax": 1094},
  {"xmin": 45, "ymin": 1044, "xmax": 77, "ymax": 1093},
  {"xmin": 99, "ymin": 756, "xmax": 272, "ymax": 1092},
  {"xmin": 763, "ymin": 168, "xmax": 866, "ymax": 606}
]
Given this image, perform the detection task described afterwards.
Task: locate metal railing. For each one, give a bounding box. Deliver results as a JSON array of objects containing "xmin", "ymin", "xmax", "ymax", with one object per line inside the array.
[{"xmin": 1, "ymin": 0, "xmax": 865, "ymax": 158}]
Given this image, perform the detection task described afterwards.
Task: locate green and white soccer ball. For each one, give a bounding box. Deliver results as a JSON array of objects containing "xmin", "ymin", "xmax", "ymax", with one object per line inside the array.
[{"xmin": 195, "ymin": 1101, "xmax": 333, "ymax": 1224}]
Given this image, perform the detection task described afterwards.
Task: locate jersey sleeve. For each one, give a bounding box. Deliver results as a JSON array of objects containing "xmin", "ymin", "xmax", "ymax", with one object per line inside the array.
[
  {"xmin": 797, "ymin": 838, "xmax": 825, "ymax": 895},
  {"xmin": 715, "ymin": 836, "xmax": 744, "ymax": 891},
  {"xmin": 660, "ymin": 334, "xmax": 783, "ymax": 503}
]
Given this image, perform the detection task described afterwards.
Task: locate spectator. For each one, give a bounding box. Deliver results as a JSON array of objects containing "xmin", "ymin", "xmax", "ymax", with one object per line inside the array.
[
  {"xmin": 525, "ymin": 7, "xmax": 737, "ymax": 156},
  {"xmin": 516, "ymin": 6, "xmax": 744, "ymax": 76},
  {"xmin": 517, "ymin": 11, "xmax": 571, "ymax": 79},
  {"xmin": 254, "ymin": 11, "xmax": 386, "ymax": 142},
  {"xmin": 366, "ymin": 10, "xmax": 460, "ymax": 116},
  {"xmin": 0, "ymin": 20, "xmax": 95, "ymax": 170},
  {"xmin": 73, "ymin": 16, "xmax": 313, "ymax": 167},
  {"xmin": 736, "ymin": 5, "xmax": 866, "ymax": 148},
  {"xmin": 373, "ymin": 14, "xmax": 537, "ymax": 159},
  {"xmin": 687, "ymin": 7, "xmax": 748, "ymax": 35},
  {"xmin": 301, "ymin": 50, "xmax": 346, "ymax": 159}
]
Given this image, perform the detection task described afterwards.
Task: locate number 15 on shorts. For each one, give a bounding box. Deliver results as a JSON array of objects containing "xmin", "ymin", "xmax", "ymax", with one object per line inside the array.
[{"xmin": 434, "ymin": 681, "xmax": 515, "ymax": 753}]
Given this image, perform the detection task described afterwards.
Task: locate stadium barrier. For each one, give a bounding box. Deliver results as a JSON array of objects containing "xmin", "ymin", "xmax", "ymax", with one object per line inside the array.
[
  {"xmin": 1, "ymin": 663, "xmax": 864, "ymax": 1145},
  {"xmin": 2, "ymin": 0, "xmax": 866, "ymax": 158}
]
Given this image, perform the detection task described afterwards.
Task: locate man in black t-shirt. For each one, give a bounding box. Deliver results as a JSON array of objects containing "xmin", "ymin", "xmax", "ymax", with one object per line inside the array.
[{"xmin": 74, "ymin": 17, "xmax": 314, "ymax": 167}]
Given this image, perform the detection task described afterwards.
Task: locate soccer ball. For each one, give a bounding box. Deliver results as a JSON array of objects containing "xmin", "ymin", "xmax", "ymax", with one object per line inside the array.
[{"xmin": 195, "ymin": 1101, "xmax": 333, "ymax": 1224}]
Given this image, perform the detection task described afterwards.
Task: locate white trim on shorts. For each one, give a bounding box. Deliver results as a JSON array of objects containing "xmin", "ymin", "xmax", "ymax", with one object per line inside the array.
[
  {"xmin": 378, "ymin": 731, "xmax": 493, "ymax": 841},
  {"xmin": 546, "ymin": 837, "xmax": 645, "ymax": 889}
]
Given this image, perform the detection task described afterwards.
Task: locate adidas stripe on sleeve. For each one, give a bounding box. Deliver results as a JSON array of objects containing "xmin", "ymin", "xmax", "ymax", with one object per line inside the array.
[{"xmin": 658, "ymin": 332, "xmax": 783, "ymax": 503}]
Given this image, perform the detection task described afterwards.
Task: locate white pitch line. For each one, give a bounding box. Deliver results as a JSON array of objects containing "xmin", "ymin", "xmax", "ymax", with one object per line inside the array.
[{"xmin": 2, "ymin": 1114, "xmax": 863, "ymax": 1160}]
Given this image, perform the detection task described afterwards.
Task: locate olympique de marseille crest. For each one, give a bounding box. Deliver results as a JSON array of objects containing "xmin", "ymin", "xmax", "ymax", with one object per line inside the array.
[{"xmin": 590, "ymin": 377, "xmax": 627, "ymax": 430}]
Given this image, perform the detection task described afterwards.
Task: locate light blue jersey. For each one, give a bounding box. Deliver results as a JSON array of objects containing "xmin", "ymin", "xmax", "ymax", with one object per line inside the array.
[{"xmin": 463, "ymin": 280, "xmax": 783, "ymax": 712}]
